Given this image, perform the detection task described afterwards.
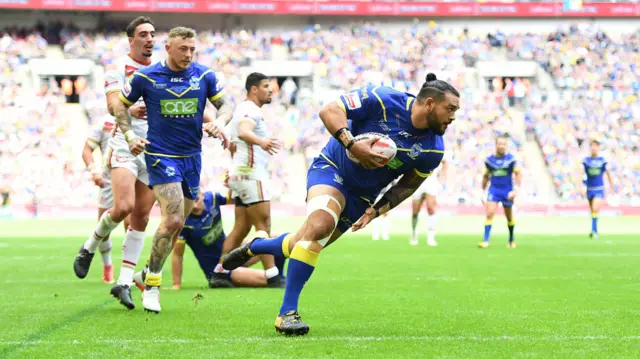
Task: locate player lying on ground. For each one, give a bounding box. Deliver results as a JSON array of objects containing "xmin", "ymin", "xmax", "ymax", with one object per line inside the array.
[
  {"xmin": 223, "ymin": 73, "xmax": 460, "ymax": 335},
  {"xmin": 135, "ymin": 190, "xmax": 284, "ymax": 289},
  {"xmin": 212, "ymin": 72, "xmax": 284, "ymax": 288},
  {"xmin": 580, "ymin": 139, "xmax": 614, "ymax": 240},
  {"xmin": 74, "ymin": 17, "xmax": 156, "ymax": 305},
  {"xmin": 410, "ymin": 155, "xmax": 448, "ymax": 246},
  {"xmin": 479, "ymin": 135, "xmax": 522, "ymax": 249},
  {"xmin": 116, "ymin": 26, "xmax": 232, "ymax": 313}
]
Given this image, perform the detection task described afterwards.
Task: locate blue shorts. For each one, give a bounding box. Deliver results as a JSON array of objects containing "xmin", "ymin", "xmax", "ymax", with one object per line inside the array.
[
  {"xmin": 487, "ymin": 190, "xmax": 513, "ymax": 208},
  {"xmin": 145, "ymin": 153, "xmax": 201, "ymax": 200},
  {"xmin": 587, "ymin": 189, "xmax": 605, "ymax": 200},
  {"xmin": 306, "ymin": 156, "xmax": 375, "ymax": 234}
]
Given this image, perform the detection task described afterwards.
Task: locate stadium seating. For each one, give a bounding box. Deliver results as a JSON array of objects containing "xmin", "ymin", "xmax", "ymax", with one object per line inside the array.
[{"xmin": 1, "ymin": 21, "xmax": 638, "ymax": 211}]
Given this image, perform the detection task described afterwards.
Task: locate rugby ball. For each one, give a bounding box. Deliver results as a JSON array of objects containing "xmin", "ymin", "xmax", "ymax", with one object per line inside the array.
[{"xmin": 346, "ymin": 132, "xmax": 397, "ymax": 166}]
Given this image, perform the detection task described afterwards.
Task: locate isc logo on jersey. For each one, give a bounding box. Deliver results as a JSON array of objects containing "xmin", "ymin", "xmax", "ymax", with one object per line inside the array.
[{"xmin": 161, "ymin": 98, "xmax": 198, "ymax": 116}]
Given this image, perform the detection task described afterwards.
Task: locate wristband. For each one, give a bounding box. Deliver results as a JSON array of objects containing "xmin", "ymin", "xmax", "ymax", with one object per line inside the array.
[
  {"xmin": 334, "ymin": 127, "xmax": 355, "ymax": 149},
  {"xmin": 88, "ymin": 163, "xmax": 101, "ymax": 176},
  {"xmin": 124, "ymin": 130, "xmax": 137, "ymax": 143}
]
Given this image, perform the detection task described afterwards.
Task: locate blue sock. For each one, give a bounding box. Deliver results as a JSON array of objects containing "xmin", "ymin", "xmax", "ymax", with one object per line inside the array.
[
  {"xmin": 484, "ymin": 221, "xmax": 492, "ymax": 242},
  {"xmin": 279, "ymin": 243, "xmax": 319, "ymax": 316},
  {"xmin": 591, "ymin": 213, "xmax": 598, "ymax": 233},
  {"xmin": 508, "ymin": 220, "xmax": 515, "ymax": 243},
  {"xmin": 274, "ymin": 255, "xmax": 286, "ymax": 279},
  {"xmin": 249, "ymin": 233, "xmax": 290, "ymax": 258}
]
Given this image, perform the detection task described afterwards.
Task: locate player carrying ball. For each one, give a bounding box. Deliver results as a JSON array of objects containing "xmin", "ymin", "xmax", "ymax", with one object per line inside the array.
[{"xmin": 223, "ymin": 73, "xmax": 460, "ymax": 335}]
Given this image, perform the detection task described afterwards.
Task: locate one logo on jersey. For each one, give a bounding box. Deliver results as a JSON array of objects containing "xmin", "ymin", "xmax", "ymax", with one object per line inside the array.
[
  {"xmin": 189, "ymin": 186, "xmax": 199, "ymax": 197},
  {"xmin": 165, "ymin": 166, "xmax": 176, "ymax": 177},
  {"xmin": 160, "ymin": 98, "xmax": 198, "ymax": 118},
  {"xmin": 360, "ymin": 88, "xmax": 369, "ymax": 100},
  {"xmin": 339, "ymin": 217, "xmax": 353, "ymax": 226},
  {"xmin": 333, "ymin": 173, "xmax": 343, "ymax": 185},
  {"xmin": 104, "ymin": 80, "xmax": 117, "ymax": 88},
  {"xmin": 171, "ymin": 77, "xmax": 184, "ymax": 82},
  {"xmin": 399, "ymin": 131, "xmax": 412, "ymax": 138},
  {"xmin": 386, "ymin": 158, "xmax": 403, "ymax": 169},
  {"xmin": 189, "ymin": 76, "xmax": 201, "ymax": 91},
  {"xmin": 409, "ymin": 143, "xmax": 422, "ymax": 160},
  {"xmin": 343, "ymin": 93, "xmax": 362, "ymax": 110},
  {"xmin": 215, "ymin": 79, "xmax": 224, "ymax": 92},
  {"xmin": 153, "ymin": 83, "xmax": 167, "ymax": 89},
  {"xmin": 587, "ymin": 168, "xmax": 602, "ymax": 176},
  {"xmin": 492, "ymin": 169, "xmax": 508, "ymax": 176}
]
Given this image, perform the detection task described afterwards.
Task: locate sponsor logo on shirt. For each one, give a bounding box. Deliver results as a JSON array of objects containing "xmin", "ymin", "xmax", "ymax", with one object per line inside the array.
[
  {"xmin": 160, "ymin": 98, "xmax": 198, "ymax": 117},
  {"xmin": 344, "ymin": 92, "xmax": 362, "ymax": 110}
]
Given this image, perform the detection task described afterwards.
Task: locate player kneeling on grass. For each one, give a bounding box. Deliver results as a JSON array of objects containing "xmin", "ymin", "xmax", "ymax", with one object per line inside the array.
[
  {"xmin": 222, "ymin": 73, "xmax": 459, "ymax": 336},
  {"xmin": 152, "ymin": 190, "xmax": 286, "ymax": 289}
]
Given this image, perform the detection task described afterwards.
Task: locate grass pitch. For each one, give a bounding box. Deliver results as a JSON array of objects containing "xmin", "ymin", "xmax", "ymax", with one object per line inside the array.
[{"xmin": 1, "ymin": 217, "xmax": 639, "ymax": 358}]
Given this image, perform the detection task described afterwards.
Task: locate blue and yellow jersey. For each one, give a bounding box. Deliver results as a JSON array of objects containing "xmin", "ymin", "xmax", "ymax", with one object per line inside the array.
[
  {"xmin": 179, "ymin": 191, "xmax": 230, "ymax": 251},
  {"xmin": 583, "ymin": 156, "xmax": 607, "ymax": 190},
  {"xmin": 120, "ymin": 61, "xmax": 224, "ymax": 157},
  {"xmin": 320, "ymin": 85, "xmax": 444, "ymax": 197},
  {"xmin": 485, "ymin": 153, "xmax": 519, "ymax": 193}
]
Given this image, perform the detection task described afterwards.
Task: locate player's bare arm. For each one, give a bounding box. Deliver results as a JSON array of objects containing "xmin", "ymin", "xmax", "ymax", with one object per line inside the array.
[
  {"xmin": 352, "ymin": 170, "xmax": 427, "ymax": 231},
  {"xmin": 318, "ymin": 101, "xmax": 386, "ymax": 169},
  {"xmin": 238, "ymin": 120, "xmax": 280, "ymax": 155},
  {"xmin": 148, "ymin": 183, "xmax": 184, "ymax": 274},
  {"xmin": 606, "ymin": 169, "xmax": 614, "ymax": 192},
  {"xmin": 113, "ymin": 99, "xmax": 149, "ymax": 156},
  {"xmin": 210, "ymin": 93, "xmax": 234, "ymax": 126},
  {"xmin": 508, "ymin": 170, "xmax": 522, "ymax": 201},
  {"xmin": 107, "ymin": 91, "xmax": 146, "ymax": 119},
  {"xmin": 82, "ymin": 141, "xmax": 105, "ymax": 188}
]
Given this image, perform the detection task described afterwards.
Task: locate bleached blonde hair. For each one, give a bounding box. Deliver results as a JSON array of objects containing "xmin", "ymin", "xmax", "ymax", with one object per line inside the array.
[{"xmin": 168, "ymin": 27, "xmax": 196, "ymax": 42}]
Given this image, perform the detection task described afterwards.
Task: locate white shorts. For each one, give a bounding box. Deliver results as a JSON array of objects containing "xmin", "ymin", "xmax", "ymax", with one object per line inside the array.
[
  {"xmin": 412, "ymin": 176, "xmax": 442, "ymax": 200},
  {"xmin": 104, "ymin": 142, "xmax": 149, "ymax": 185},
  {"xmin": 98, "ymin": 171, "xmax": 113, "ymax": 209},
  {"xmin": 228, "ymin": 177, "xmax": 271, "ymax": 206}
]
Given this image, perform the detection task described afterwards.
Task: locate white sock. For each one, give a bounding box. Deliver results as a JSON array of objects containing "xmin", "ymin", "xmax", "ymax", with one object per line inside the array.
[
  {"xmin": 214, "ymin": 263, "xmax": 229, "ymax": 275},
  {"xmin": 382, "ymin": 215, "xmax": 390, "ymax": 240},
  {"xmin": 99, "ymin": 238, "xmax": 112, "ymax": 266},
  {"xmin": 117, "ymin": 229, "xmax": 146, "ymax": 286},
  {"xmin": 265, "ymin": 266, "xmax": 279, "ymax": 279},
  {"xmin": 427, "ymin": 214, "xmax": 436, "ymax": 241},
  {"xmin": 84, "ymin": 211, "xmax": 120, "ymax": 253}
]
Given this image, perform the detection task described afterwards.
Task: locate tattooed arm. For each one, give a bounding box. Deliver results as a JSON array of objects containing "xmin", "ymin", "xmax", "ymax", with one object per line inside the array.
[
  {"xmin": 352, "ymin": 169, "xmax": 430, "ymax": 232},
  {"xmin": 117, "ymin": 72, "xmax": 148, "ymax": 155},
  {"xmin": 373, "ymin": 170, "xmax": 428, "ymax": 217},
  {"xmin": 210, "ymin": 93, "xmax": 234, "ymax": 126}
]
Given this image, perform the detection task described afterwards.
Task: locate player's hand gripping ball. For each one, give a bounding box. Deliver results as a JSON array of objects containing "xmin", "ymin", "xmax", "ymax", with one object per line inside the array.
[{"xmin": 346, "ymin": 132, "xmax": 397, "ymax": 166}]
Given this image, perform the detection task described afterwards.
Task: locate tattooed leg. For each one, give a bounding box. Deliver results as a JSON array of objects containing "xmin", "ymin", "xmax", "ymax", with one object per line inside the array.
[{"xmin": 148, "ymin": 183, "xmax": 185, "ymax": 277}]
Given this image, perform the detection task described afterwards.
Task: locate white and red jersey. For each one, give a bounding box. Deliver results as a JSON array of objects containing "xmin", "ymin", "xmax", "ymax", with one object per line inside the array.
[
  {"xmin": 87, "ymin": 116, "xmax": 116, "ymax": 154},
  {"xmin": 104, "ymin": 54, "xmax": 151, "ymax": 142},
  {"xmin": 228, "ymin": 100, "xmax": 270, "ymax": 179}
]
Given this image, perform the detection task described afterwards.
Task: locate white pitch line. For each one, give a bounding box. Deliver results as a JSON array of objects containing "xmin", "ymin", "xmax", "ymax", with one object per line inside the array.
[{"xmin": 3, "ymin": 336, "xmax": 640, "ymax": 346}]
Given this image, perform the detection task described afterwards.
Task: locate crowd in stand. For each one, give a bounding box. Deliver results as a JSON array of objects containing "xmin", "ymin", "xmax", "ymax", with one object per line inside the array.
[{"xmin": 0, "ymin": 21, "xmax": 638, "ymax": 212}]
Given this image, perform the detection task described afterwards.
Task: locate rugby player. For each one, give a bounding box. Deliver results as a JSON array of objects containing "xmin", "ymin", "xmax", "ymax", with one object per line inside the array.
[
  {"xmin": 73, "ymin": 17, "xmax": 156, "ymax": 310},
  {"xmin": 479, "ymin": 135, "xmax": 522, "ymax": 248},
  {"xmin": 116, "ymin": 27, "xmax": 232, "ymax": 313},
  {"xmin": 213, "ymin": 72, "xmax": 284, "ymax": 288},
  {"xmin": 580, "ymin": 139, "xmax": 614, "ymax": 239},
  {"xmin": 223, "ymin": 73, "xmax": 460, "ymax": 335}
]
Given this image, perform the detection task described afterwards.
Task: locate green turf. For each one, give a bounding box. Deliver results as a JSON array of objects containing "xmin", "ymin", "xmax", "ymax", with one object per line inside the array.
[{"xmin": 1, "ymin": 219, "xmax": 640, "ymax": 358}]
